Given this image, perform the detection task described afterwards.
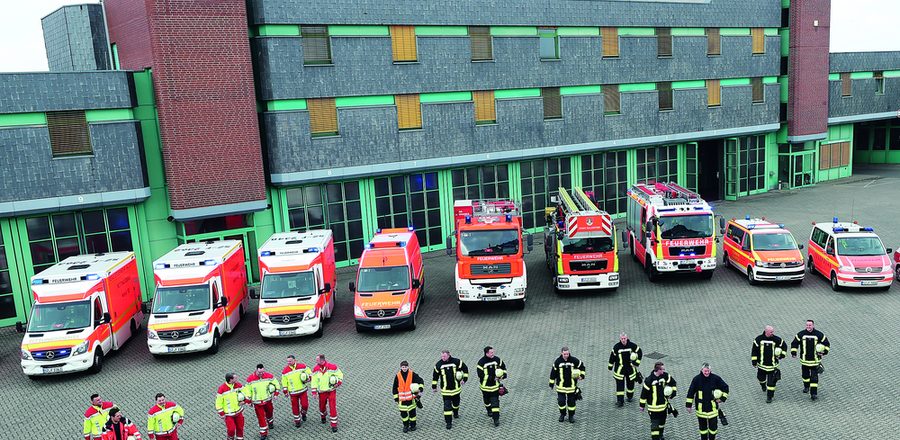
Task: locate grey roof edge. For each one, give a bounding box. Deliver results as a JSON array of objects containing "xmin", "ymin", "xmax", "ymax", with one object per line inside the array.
[
  {"xmin": 0, "ymin": 187, "xmax": 150, "ymax": 218},
  {"xmin": 827, "ymin": 111, "xmax": 899, "ymax": 125},
  {"xmin": 170, "ymin": 199, "xmax": 269, "ymax": 222}
]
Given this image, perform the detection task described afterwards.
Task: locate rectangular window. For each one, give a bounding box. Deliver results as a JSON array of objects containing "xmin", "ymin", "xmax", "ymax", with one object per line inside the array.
[
  {"xmin": 603, "ymin": 84, "xmax": 620, "ymax": 115},
  {"xmin": 520, "ymin": 158, "xmax": 572, "ymax": 230},
  {"xmin": 300, "ymin": 25, "xmax": 332, "ymax": 65},
  {"xmin": 819, "ymin": 143, "xmax": 833, "ymax": 170},
  {"xmin": 539, "ymin": 27, "xmax": 559, "ymax": 60},
  {"xmin": 451, "ymin": 165, "xmax": 509, "ymax": 200},
  {"xmin": 390, "ymin": 25, "xmax": 417, "ymax": 62},
  {"xmin": 395, "ymin": 94, "xmax": 422, "ymax": 130},
  {"xmin": 707, "ymin": 79, "xmax": 721, "ymax": 107},
  {"xmin": 751, "ymin": 77, "xmax": 765, "ymax": 103},
  {"xmin": 656, "ymin": 28, "xmax": 672, "ymax": 57},
  {"xmin": 706, "ymin": 28, "xmax": 720, "ymax": 55},
  {"xmin": 307, "ymin": 98, "xmax": 338, "ymax": 137},
  {"xmin": 841, "ymin": 73, "xmax": 852, "ymax": 97},
  {"xmin": 26, "ymin": 208, "xmax": 133, "ymax": 275},
  {"xmin": 875, "ymin": 71, "xmax": 885, "ymax": 95},
  {"xmin": 840, "ymin": 142, "xmax": 851, "ymax": 166},
  {"xmin": 658, "ymin": 82, "xmax": 673, "ymax": 111},
  {"xmin": 751, "ymin": 28, "xmax": 765, "ymax": 54},
  {"xmin": 473, "ymin": 90, "xmax": 496, "ymax": 124},
  {"xmin": 542, "ymin": 87, "xmax": 562, "ymax": 120},
  {"xmin": 636, "ymin": 145, "xmax": 678, "ymax": 183},
  {"xmin": 469, "ymin": 26, "xmax": 492, "ymax": 61},
  {"xmin": 601, "ymin": 27, "xmax": 619, "ymax": 58},
  {"xmin": 47, "ymin": 110, "xmax": 92, "ymax": 157},
  {"xmin": 581, "ymin": 150, "xmax": 628, "ymax": 215},
  {"xmin": 373, "ymin": 173, "xmax": 442, "ymax": 247}
]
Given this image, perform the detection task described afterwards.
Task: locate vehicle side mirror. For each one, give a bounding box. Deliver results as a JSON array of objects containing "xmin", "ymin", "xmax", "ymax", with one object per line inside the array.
[
  {"xmin": 249, "ymin": 287, "xmax": 259, "ymax": 299},
  {"xmin": 15, "ymin": 322, "xmax": 25, "ymax": 333},
  {"xmin": 556, "ymin": 231, "xmax": 564, "ymax": 241},
  {"xmin": 651, "ymin": 217, "xmax": 659, "ymax": 227},
  {"xmin": 621, "ymin": 230, "xmax": 629, "ymax": 249},
  {"xmin": 798, "ymin": 244, "xmax": 805, "ymax": 250},
  {"xmin": 141, "ymin": 302, "xmax": 150, "ymax": 314},
  {"xmin": 348, "ymin": 282, "xmax": 356, "ymax": 293},
  {"xmin": 742, "ymin": 244, "xmax": 751, "ymax": 252},
  {"xmin": 445, "ymin": 236, "xmax": 454, "ymax": 256},
  {"xmin": 322, "ymin": 283, "xmax": 332, "ymax": 294},
  {"xmin": 527, "ymin": 234, "xmax": 534, "ymax": 252},
  {"xmin": 886, "ymin": 248, "xmax": 893, "ymax": 255},
  {"xmin": 719, "ymin": 229, "xmax": 725, "ymax": 236},
  {"xmin": 219, "ymin": 297, "xmax": 228, "ymax": 309},
  {"xmin": 411, "ymin": 279, "xmax": 421, "ymax": 289},
  {"xmin": 102, "ymin": 312, "xmax": 111, "ymax": 324},
  {"xmin": 826, "ymin": 248, "xmax": 834, "ymax": 256},
  {"xmin": 718, "ymin": 216, "xmax": 726, "ymax": 230}
]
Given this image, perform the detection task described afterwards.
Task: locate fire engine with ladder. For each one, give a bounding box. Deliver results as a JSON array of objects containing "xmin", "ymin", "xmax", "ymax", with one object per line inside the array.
[
  {"xmin": 544, "ymin": 187, "xmax": 619, "ymax": 291},
  {"xmin": 624, "ymin": 182, "xmax": 717, "ymax": 282}
]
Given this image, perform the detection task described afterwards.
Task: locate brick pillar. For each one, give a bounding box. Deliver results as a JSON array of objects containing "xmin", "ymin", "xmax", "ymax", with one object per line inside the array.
[
  {"xmin": 786, "ymin": 0, "xmax": 831, "ymax": 143},
  {"xmin": 104, "ymin": 0, "xmax": 267, "ymax": 220}
]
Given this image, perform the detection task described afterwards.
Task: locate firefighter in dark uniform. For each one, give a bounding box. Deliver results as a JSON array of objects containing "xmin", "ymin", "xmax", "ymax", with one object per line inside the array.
[
  {"xmin": 608, "ymin": 332, "xmax": 643, "ymax": 407},
  {"xmin": 640, "ymin": 361, "xmax": 677, "ymax": 440},
  {"xmin": 790, "ymin": 319, "xmax": 830, "ymax": 400},
  {"xmin": 392, "ymin": 360, "xmax": 425, "ymax": 433},
  {"xmin": 476, "ymin": 346, "xmax": 507, "ymax": 427},
  {"xmin": 686, "ymin": 363, "xmax": 729, "ymax": 440},
  {"xmin": 751, "ymin": 325, "xmax": 788, "ymax": 403},
  {"xmin": 432, "ymin": 349, "xmax": 469, "ymax": 430},
  {"xmin": 549, "ymin": 346, "xmax": 585, "ymax": 423}
]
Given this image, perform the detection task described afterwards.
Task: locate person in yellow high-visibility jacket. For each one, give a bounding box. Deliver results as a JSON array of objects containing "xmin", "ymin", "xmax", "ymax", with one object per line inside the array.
[
  {"xmin": 215, "ymin": 373, "xmax": 245, "ymax": 440},
  {"xmin": 281, "ymin": 355, "xmax": 312, "ymax": 428},
  {"xmin": 83, "ymin": 393, "xmax": 115, "ymax": 440},
  {"xmin": 311, "ymin": 354, "xmax": 344, "ymax": 433},
  {"xmin": 247, "ymin": 364, "xmax": 279, "ymax": 440},
  {"xmin": 146, "ymin": 393, "xmax": 184, "ymax": 440}
]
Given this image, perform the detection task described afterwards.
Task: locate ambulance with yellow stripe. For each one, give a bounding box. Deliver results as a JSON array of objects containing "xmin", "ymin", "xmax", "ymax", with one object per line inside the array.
[
  {"xmin": 147, "ymin": 240, "xmax": 249, "ymax": 355},
  {"xmin": 624, "ymin": 182, "xmax": 716, "ymax": 282},
  {"xmin": 18, "ymin": 252, "xmax": 143, "ymax": 376},
  {"xmin": 253, "ymin": 230, "xmax": 336, "ymax": 338},
  {"xmin": 545, "ymin": 187, "xmax": 619, "ymax": 291},
  {"xmin": 720, "ymin": 216, "xmax": 805, "ymax": 284},
  {"xmin": 807, "ymin": 219, "xmax": 893, "ymax": 291}
]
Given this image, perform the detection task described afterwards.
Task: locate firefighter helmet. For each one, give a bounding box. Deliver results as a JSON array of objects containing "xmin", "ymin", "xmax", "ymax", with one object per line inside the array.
[
  {"xmin": 663, "ymin": 386, "xmax": 673, "ymax": 397},
  {"xmin": 410, "ymin": 383, "xmax": 421, "ymax": 394},
  {"xmin": 171, "ymin": 413, "xmax": 181, "ymax": 423},
  {"xmin": 774, "ymin": 347, "xmax": 783, "ymax": 357},
  {"xmin": 630, "ymin": 352, "xmax": 638, "ymax": 361},
  {"xmin": 267, "ymin": 383, "xmax": 277, "ymax": 394},
  {"xmin": 495, "ymin": 368, "xmax": 505, "ymax": 378},
  {"xmin": 300, "ymin": 372, "xmax": 309, "ymax": 382},
  {"xmin": 455, "ymin": 371, "xmax": 464, "ymax": 381},
  {"xmin": 713, "ymin": 389, "xmax": 723, "ymax": 400},
  {"xmin": 573, "ymin": 368, "xmax": 582, "ymax": 378},
  {"xmin": 815, "ymin": 343, "xmax": 825, "ymax": 353},
  {"xmin": 328, "ymin": 375, "xmax": 338, "ymax": 386},
  {"xmin": 236, "ymin": 391, "xmax": 246, "ymax": 402}
]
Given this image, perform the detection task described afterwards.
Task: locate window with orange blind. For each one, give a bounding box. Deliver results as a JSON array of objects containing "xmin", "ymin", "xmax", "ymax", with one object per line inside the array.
[
  {"xmin": 707, "ymin": 79, "xmax": 721, "ymax": 107},
  {"xmin": 819, "ymin": 142, "xmax": 851, "ymax": 170},
  {"xmin": 601, "ymin": 27, "xmax": 619, "ymax": 58},
  {"xmin": 603, "ymin": 85, "xmax": 620, "ymax": 115},
  {"xmin": 751, "ymin": 28, "xmax": 765, "ymax": 54},
  {"xmin": 390, "ymin": 25, "xmax": 417, "ymax": 62},
  {"xmin": 307, "ymin": 98, "xmax": 338, "ymax": 136},
  {"xmin": 396, "ymin": 94, "xmax": 422, "ymax": 130},
  {"xmin": 473, "ymin": 91, "xmax": 496, "ymax": 124},
  {"xmin": 751, "ymin": 77, "xmax": 765, "ymax": 103},
  {"xmin": 841, "ymin": 73, "xmax": 852, "ymax": 96},
  {"xmin": 47, "ymin": 110, "xmax": 93, "ymax": 157},
  {"xmin": 706, "ymin": 28, "xmax": 720, "ymax": 56}
]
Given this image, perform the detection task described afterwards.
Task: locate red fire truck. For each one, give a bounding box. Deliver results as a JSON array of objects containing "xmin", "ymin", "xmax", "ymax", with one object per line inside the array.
[
  {"xmin": 624, "ymin": 182, "xmax": 717, "ymax": 282},
  {"xmin": 446, "ymin": 200, "xmax": 532, "ymax": 312},
  {"xmin": 545, "ymin": 187, "xmax": 618, "ymax": 291}
]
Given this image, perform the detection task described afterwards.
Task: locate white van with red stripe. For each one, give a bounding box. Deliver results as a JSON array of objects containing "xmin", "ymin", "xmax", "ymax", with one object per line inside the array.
[
  {"xmin": 253, "ymin": 230, "xmax": 336, "ymax": 338},
  {"xmin": 18, "ymin": 252, "xmax": 144, "ymax": 376},
  {"xmin": 148, "ymin": 240, "xmax": 249, "ymax": 355}
]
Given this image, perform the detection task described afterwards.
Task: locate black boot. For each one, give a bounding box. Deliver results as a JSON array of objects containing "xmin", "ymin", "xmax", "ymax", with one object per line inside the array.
[
  {"xmin": 301, "ymin": 413, "xmax": 307, "ymax": 422},
  {"xmin": 559, "ymin": 412, "xmax": 566, "ymax": 422},
  {"xmin": 453, "ymin": 409, "xmax": 459, "ymax": 419},
  {"xmin": 493, "ymin": 415, "xmax": 500, "ymax": 427},
  {"xmin": 332, "ymin": 426, "xmax": 338, "ymax": 433},
  {"xmin": 760, "ymin": 383, "xmax": 767, "ymax": 392},
  {"xmin": 616, "ymin": 397, "xmax": 624, "ymax": 407},
  {"xmin": 294, "ymin": 420, "xmax": 301, "ymax": 428},
  {"xmin": 410, "ymin": 421, "xmax": 417, "ymax": 432},
  {"xmin": 403, "ymin": 422, "xmax": 409, "ymax": 433},
  {"xmin": 568, "ymin": 413, "xmax": 575, "ymax": 423},
  {"xmin": 446, "ymin": 421, "xmax": 452, "ymax": 430},
  {"xmin": 802, "ymin": 385, "xmax": 809, "ymax": 394},
  {"xmin": 626, "ymin": 394, "xmax": 634, "ymax": 402},
  {"xmin": 321, "ymin": 415, "xmax": 327, "ymax": 424}
]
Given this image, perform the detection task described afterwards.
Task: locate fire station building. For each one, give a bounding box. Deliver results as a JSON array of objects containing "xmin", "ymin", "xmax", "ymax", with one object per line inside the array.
[{"xmin": 0, "ymin": 0, "xmax": 899, "ymax": 325}]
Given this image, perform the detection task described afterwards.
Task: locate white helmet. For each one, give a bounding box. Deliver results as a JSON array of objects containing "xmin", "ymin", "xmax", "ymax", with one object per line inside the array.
[
  {"xmin": 127, "ymin": 436, "xmax": 136, "ymax": 440},
  {"xmin": 267, "ymin": 383, "xmax": 277, "ymax": 394},
  {"xmin": 630, "ymin": 352, "xmax": 638, "ymax": 362},
  {"xmin": 328, "ymin": 375, "xmax": 338, "ymax": 386},
  {"xmin": 236, "ymin": 391, "xmax": 246, "ymax": 402},
  {"xmin": 410, "ymin": 383, "xmax": 421, "ymax": 394},
  {"xmin": 815, "ymin": 343, "xmax": 825, "ymax": 353},
  {"xmin": 774, "ymin": 347, "xmax": 783, "ymax": 357},
  {"xmin": 495, "ymin": 368, "xmax": 505, "ymax": 378},
  {"xmin": 171, "ymin": 413, "xmax": 181, "ymax": 423},
  {"xmin": 663, "ymin": 386, "xmax": 673, "ymax": 397},
  {"xmin": 455, "ymin": 371, "xmax": 464, "ymax": 381},
  {"xmin": 713, "ymin": 389, "xmax": 723, "ymax": 399},
  {"xmin": 300, "ymin": 372, "xmax": 309, "ymax": 382}
]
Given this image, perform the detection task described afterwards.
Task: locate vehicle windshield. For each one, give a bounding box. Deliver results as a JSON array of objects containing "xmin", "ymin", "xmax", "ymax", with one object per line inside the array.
[
  {"xmin": 357, "ymin": 266, "xmax": 409, "ymax": 293},
  {"xmin": 837, "ymin": 237, "xmax": 885, "ymax": 256},
  {"xmin": 152, "ymin": 284, "xmax": 211, "ymax": 313},
  {"xmin": 753, "ymin": 233, "xmax": 798, "ymax": 251},
  {"xmin": 27, "ymin": 300, "xmax": 91, "ymax": 332},
  {"xmin": 659, "ymin": 214, "xmax": 714, "ymax": 239},
  {"xmin": 562, "ymin": 236, "xmax": 614, "ymax": 254},
  {"xmin": 261, "ymin": 271, "xmax": 317, "ymax": 299},
  {"xmin": 459, "ymin": 229, "xmax": 520, "ymax": 256}
]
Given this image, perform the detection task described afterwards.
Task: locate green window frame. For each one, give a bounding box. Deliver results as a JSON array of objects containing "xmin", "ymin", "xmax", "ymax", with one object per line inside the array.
[
  {"xmin": 373, "ymin": 172, "xmax": 443, "ymax": 249},
  {"xmin": 285, "ymin": 181, "xmax": 365, "ymax": 264},
  {"xmin": 581, "ymin": 150, "xmax": 628, "ymax": 215},
  {"xmin": 450, "ymin": 164, "xmax": 510, "ymax": 200},
  {"xmin": 538, "ymin": 27, "xmax": 560, "ymax": 60},
  {"xmin": 520, "ymin": 158, "xmax": 572, "ymax": 230},
  {"xmin": 176, "ymin": 215, "xmax": 258, "ymax": 283},
  {"xmin": 636, "ymin": 145, "xmax": 678, "ymax": 184},
  {"xmin": 685, "ymin": 143, "xmax": 699, "ymax": 192},
  {"xmin": 24, "ymin": 208, "xmax": 134, "ymax": 275},
  {"xmin": 0, "ymin": 230, "xmax": 15, "ymax": 320}
]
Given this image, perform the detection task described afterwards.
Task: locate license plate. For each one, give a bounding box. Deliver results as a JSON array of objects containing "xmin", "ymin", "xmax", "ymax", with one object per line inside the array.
[
  {"xmin": 483, "ymin": 296, "xmax": 501, "ymax": 301},
  {"xmin": 167, "ymin": 346, "xmax": 186, "ymax": 353},
  {"xmin": 374, "ymin": 324, "xmax": 391, "ymax": 330},
  {"xmin": 775, "ymin": 276, "xmax": 788, "ymax": 281},
  {"xmin": 582, "ymin": 277, "xmax": 598, "ymax": 283},
  {"xmin": 278, "ymin": 329, "xmax": 296, "ymax": 336},
  {"xmin": 862, "ymin": 281, "xmax": 877, "ymax": 286},
  {"xmin": 42, "ymin": 367, "xmax": 63, "ymax": 374}
]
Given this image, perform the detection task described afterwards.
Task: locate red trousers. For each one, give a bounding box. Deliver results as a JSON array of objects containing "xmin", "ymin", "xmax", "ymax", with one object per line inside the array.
[
  {"xmin": 224, "ymin": 412, "xmax": 245, "ymax": 439},
  {"xmin": 252, "ymin": 402, "xmax": 274, "ymax": 435},
  {"xmin": 289, "ymin": 391, "xmax": 309, "ymax": 421},
  {"xmin": 317, "ymin": 390, "xmax": 338, "ymax": 427},
  {"xmin": 154, "ymin": 433, "xmax": 179, "ymax": 440}
]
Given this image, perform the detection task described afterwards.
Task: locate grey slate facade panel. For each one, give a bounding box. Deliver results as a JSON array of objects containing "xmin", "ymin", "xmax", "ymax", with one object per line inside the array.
[
  {"xmin": 254, "ymin": 35, "xmax": 780, "ymax": 100},
  {"xmin": 0, "ymin": 72, "xmax": 133, "ymax": 114},
  {"xmin": 829, "ymin": 51, "xmax": 900, "ymax": 73},
  {"xmin": 828, "ymin": 78, "xmax": 900, "ymax": 120},
  {"xmin": 0, "ymin": 121, "xmax": 149, "ymax": 215},
  {"xmin": 41, "ymin": 4, "xmax": 111, "ymax": 72},
  {"xmin": 264, "ymin": 84, "xmax": 778, "ymax": 183},
  {"xmin": 247, "ymin": 0, "xmax": 781, "ymax": 27}
]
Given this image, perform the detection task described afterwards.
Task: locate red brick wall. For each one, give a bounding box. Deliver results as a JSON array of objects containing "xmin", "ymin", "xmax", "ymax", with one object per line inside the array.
[
  {"xmin": 104, "ymin": 0, "xmax": 154, "ymax": 70},
  {"xmin": 787, "ymin": 0, "xmax": 831, "ymax": 139},
  {"xmin": 104, "ymin": 0, "xmax": 267, "ymax": 214}
]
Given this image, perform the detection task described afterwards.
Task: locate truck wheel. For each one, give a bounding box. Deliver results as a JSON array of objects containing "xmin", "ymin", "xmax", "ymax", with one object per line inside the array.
[
  {"xmin": 314, "ymin": 320, "xmax": 324, "ymax": 338},
  {"xmin": 458, "ymin": 302, "xmax": 470, "ymax": 313},
  {"xmin": 807, "ymin": 257, "xmax": 815, "ymax": 275},
  {"xmin": 208, "ymin": 332, "xmax": 220, "ymax": 354},
  {"xmin": 407, "ymin": 312, "xmax": 417, "ymax": 331},
  {"xmin": 830, "ymin": 272, "xmax": 841, "ymax": 292},
  {"xmin": 88, "ymin": 350, "xmax": 104, "ymax": 374},
  {"xmin": 630, "ymin": 237, "xmax": 637, "ymax": 261},
  {"xmin": 747, "ymin": 267, "xmax": 758, "ymax": 285},
  {"xmin": 355, "ymin": 323, "xmax": 365, "ymax": 333},
  {"xmin": 645, "ymin": 256, "xmax": 659, "ymax": 283},
  {"xmin": 512, "ymin": 299, "xmax": 525, "ymax": 311},
  {"xmin": 895, "ymin": 265, "xmax": 900, "ymax": 282},
  {"xmin": 701, "ymin": 270, "xmax": 714, "ymax": 280}
]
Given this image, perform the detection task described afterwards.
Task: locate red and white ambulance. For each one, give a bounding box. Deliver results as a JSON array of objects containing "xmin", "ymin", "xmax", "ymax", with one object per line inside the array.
[
  {"xmin": 148, "ymin": 240, "xmax": 249, "ymax": 355},
  {"xmin": 18, "ymin": 252, "xmax": 144, "ymax": 376},
  {"xmin": 807, "ymin": 219, "xmax": 893, "ymax": 291},
  {"xmin": 254, "ymin": 230, "xmax": 336, "ymax": 338},
  {"xmin": 624, "ymin": 182, "xmax": 717, "ymax": 281},
  {"xmin": 545, "ymin": 187, "xmax": 619, "ymax": 291},
  {"xmin": 350, "ymin": 228, "xmax": 425, "ymax": 332},
  {"xmin": 721, "ymin": 216, "xmax": 805, "ymax": 284}
]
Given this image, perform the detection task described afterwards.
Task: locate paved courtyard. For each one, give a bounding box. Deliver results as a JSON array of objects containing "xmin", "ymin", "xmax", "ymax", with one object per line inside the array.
[{"xmin": 1, "ymin": 166, "xmax": 899, "ymax": 439}]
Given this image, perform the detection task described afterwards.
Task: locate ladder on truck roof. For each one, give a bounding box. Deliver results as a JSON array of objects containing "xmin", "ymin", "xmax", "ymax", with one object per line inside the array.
[
  {"xmin": 555, "ymin": 187, "xmax": 612, "ymax": 238},
  {"xmin": 654, "ymin": 182, "xmax": 701, "ymax": 205},
  {"xmin": 558, "ymin": 187, "xmax": 600, "ymax": 214}
]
